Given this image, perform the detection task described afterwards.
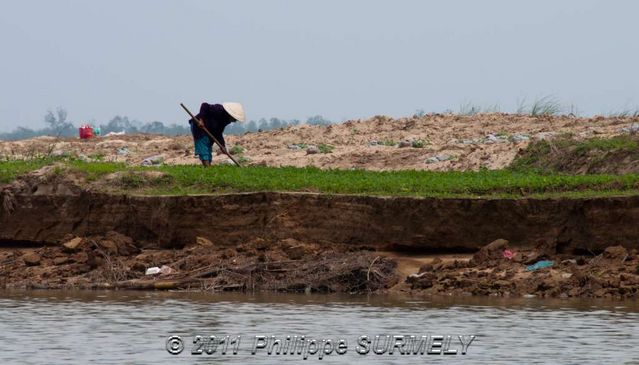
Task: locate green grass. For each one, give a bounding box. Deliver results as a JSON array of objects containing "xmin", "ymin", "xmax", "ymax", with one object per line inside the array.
[
  {"xmin": 229, "ymin": 145, "xmax": 245, "ymax": 155},
  {"xmin": 2, "ymin": 159, "xmax": 639, "ymax": 199},
  {"xmin": 105, "ymin": 165, "xmax": 639, "ymax": 197},
  {"xmin": 530, "ymin": 96, "xmax": 562, "ymax": 116},
  {"xmin": 88, "ymin": 153, "xmax": 105, "ymax": 162},
  {"xmin": 318, "ymin": 143, "xmax": 334, "ymax": 154},
  {"xmin": 411, "ymin": 139, "xmax": 427, "ymax": 148},
  {"xmin": 573, "ymin": 136, "xmax": 639, "ymax": 154},
  {"xmin": 67, "ymin": 160, "xmax": 124, "ymax": 181},
  {"xmin": 118, "ymin": 173, "xmax": 148, "ymax": 188},
  {"xmin": 515, "ymin": 96, "xmax": 562, "ymax": 116},
  {"xmin": 511, "ymin": 135, "xmax": 639, "ymax": 173},
  {"xmin": 0, "ymin": 158, "xmax": 53, "ymax": 183},
  {"xmin": 608, "ymin": 108, "xmax": 639, "ymax": 118}
]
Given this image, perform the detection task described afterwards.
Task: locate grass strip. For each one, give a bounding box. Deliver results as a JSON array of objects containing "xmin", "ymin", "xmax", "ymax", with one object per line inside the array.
[
  {"xmin": 2, "ymin": 159, "xmax": 639, "ymax": 198},
  {"xmin": 0, "ymin": 159, "xmax": 53, "ymax": 183}
]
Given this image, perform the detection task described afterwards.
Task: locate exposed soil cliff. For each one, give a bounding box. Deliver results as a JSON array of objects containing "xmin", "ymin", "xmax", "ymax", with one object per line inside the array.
[
  {"xmin": 2, "ymin": 165, "xmax": 639, "ymax": 298},
  {"xmin": 2, "ymin": 167, "xmax": 639, "ymax": 253}
]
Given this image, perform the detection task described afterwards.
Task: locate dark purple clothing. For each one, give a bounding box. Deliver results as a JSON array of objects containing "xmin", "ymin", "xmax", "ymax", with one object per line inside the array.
[{"xmin": 189, "ymin": 103, "xmax": 233, "ymax": 148}]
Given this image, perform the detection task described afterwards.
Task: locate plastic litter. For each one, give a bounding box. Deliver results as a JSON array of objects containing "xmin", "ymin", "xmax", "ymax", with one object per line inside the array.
[
  {"xmin": 483, "ymin": 133, "xmax": 507, "ymax": 144},
  {"xmin": 620, "ymin": 123, "xmax": 639, "ymax": 133},
  {"xmin": 141, "ymin": 155, "xmax": 164, "ymax": 166},
  {"xmin": 526, "ymin": 260, "xmax": 554, "ymax": 271},
  {"xmin": 426, "ymin": 154, "xmax": 453, "ymax": 164},
  {"xmin": 534, "ymin": 132, "xmax": 557, "ymax": 141},
  {"xmin": 145, "ymin": 267, "xmax": 161, "ymax": 275},
  {"xmin": 116, "ymin": 147, "xmax": 129, "ymax": 156},
  {"xmin": 503, "ymin": 249, "xmax": 514, "ymax": 260},
  {"xmin": 509, "ymin": 134, "xmax": 530, "ymax": 143}
]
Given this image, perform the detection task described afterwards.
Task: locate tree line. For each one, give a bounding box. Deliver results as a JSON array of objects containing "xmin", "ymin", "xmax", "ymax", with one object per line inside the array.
[{"xmin": 0, "ymin": 108, "xmax": 332, "ymax": 141}]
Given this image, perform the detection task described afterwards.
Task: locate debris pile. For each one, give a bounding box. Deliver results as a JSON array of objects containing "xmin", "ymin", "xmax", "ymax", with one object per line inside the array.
[
  {"xmin": 406, "ymin": 239, "xmax": 639, "ymax": 299},
  {"xmin": 0, "ymin": 234, "xmax": 399, "ymax": 294},
  {"xmin": 2, "ymin": 231, "xmax": 637, "ymax": 298}
]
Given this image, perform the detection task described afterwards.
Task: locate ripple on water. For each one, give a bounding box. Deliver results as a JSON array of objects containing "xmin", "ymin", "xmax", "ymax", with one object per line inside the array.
[{"xmin": 0, "ymin": 290, "xmax": 638, "ymax": 365}]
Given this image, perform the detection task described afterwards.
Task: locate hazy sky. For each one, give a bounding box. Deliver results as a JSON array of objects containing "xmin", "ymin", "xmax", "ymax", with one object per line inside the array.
[{"xmin": 1, "ymin": 0, "xmax": 638, "ymax": 131}]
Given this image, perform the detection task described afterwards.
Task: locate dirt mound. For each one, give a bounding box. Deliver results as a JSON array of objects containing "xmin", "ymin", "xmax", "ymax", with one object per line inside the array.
[
  {"xmin": 405, "ymin": 240, "xmax": 639, "ymax": 299},
  {"xmin": 1, "ymin": 164, "xmax": 84, "ymax": 197},
  {"xmin": 591, "ymin": 245, "xmax": 629, "ymax": 268},
  {"xmin": 2, "ymin": 114, "xmax": 637, "ymax": 171},
  {"xmin": 0, "ymin": 165, "xmax": 174, "ymax": 204},
  {"xmin": 0, "ymin": 165, "xmax": 85, "ymax": 219},
  {"xmin": 511, "ymin": 134, "xmax": 639, "ymax": 174},
  {"xmin": 97, "ymin": 170, "xmax": 173, "ymax": 191}
]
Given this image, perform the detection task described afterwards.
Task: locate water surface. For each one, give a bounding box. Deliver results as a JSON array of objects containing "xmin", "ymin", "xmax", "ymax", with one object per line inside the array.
[{"xmin": 0, "ymin": 290, "xmax": 638, "ymax": 364}]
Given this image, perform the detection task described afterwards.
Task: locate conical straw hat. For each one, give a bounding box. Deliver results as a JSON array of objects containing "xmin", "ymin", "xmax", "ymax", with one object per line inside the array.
[{"xmin": 222, "ymin": 102, "xmax": 246, "ymax": 122}]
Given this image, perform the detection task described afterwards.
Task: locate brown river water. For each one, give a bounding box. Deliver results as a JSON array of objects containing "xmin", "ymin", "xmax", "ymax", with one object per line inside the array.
[{"xmin": 0, "ymin": 290, "xmax": 638, "ymax": 364}]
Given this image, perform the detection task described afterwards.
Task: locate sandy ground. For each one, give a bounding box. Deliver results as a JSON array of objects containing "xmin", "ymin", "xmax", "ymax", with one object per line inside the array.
[{"xmin": 2, "ymin": 113, "xmax": 637, "ymax": 171}]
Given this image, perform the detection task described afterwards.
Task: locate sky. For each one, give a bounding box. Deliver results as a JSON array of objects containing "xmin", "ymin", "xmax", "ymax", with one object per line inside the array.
[{"xmin": 0, "ymin": 0, "xmax": 638, "ymax": 131}]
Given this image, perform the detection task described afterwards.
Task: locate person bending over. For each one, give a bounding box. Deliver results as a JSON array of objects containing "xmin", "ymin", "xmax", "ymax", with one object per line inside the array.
[{"xmin": 189, "ymin": 102, "xmax": 245, "ymax": 166}]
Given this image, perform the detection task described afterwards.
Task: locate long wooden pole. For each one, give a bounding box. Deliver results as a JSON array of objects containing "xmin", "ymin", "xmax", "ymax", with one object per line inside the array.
[{"xmin": 180, "ymin": 103, "xmax": 241, "ymax": 167}]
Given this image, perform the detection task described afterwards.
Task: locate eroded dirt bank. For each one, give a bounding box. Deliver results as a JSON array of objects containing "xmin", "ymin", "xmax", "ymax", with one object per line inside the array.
[
  {"xmin": 3, "ymin": 190, "xmax": 639, "ymax": 253},
  {"xmin": 2, "ymin": 170, "xmax": 639, "ymax": 298}
]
